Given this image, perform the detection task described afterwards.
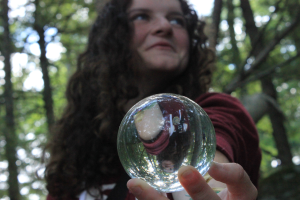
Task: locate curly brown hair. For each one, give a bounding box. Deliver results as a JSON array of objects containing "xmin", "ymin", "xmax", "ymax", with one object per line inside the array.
[{"xmin": 43, "ymin": 0, "xmax": 214, "ymax": 199}]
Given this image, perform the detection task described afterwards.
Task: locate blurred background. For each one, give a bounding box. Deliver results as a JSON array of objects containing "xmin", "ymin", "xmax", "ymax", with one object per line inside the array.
[{"xmin": 0, "ymin": 0, "xmax": 299, "ymax": 199}]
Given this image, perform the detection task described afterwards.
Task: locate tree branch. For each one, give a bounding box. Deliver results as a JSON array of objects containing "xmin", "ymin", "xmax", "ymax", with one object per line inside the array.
[
  {"xmin": 225, "ymin": 5, "xmax": 300, "ymax": 93},
  {"xmin": 244, "ymin": 0, "xmax": 283, "ymax": 64},
  {"xmin": 247, "ymin": 10, "xmax": 300, "ymax": 73},
  {"xmin": 225, "ymin": 51, "xmax": 300, "ymax": 92}
]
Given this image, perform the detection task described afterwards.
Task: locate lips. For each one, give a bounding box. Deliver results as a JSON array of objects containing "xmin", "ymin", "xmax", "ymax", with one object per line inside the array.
[{"xmin": 148, "ymin": 42, "xmax": 174, "ymax": 51}]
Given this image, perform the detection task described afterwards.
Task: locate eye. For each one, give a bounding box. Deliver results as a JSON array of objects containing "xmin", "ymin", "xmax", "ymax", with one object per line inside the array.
[
  {"xmin": 169, "ymin": 17, "xmax": 186, "ymax": 27},
  {"xmin": 131, "ymin": 13, "xmax": 149, "ymax": 21}
]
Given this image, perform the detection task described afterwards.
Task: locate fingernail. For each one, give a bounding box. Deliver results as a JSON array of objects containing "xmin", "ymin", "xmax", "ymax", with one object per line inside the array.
[
  {"xmin": 211, "ymin": 161, "xmax": 220, "ymax": 167},
  {"xmin": 209, "ymin": 161, "xmax": 223, "ymax": 172},
  {"xmin": 128, "ymin": 186, "xmax": 142, "ymax": 195},
  {"xmin": 181, "ymin": 168, "xmax": 193, "ymax": 179}
]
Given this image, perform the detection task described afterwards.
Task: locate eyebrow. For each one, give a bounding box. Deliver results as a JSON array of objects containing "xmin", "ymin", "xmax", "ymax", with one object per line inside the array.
[
  {"xmin": 127, "ymin": 8, "xmax": 184, "ymax": 16},
  {"xmin": 168, "ymin": 11, "xmax": 185, "ymax": 17},
  {"xmin": 127, "ymin": 8, "xmax": 150, "ymax": 14}
]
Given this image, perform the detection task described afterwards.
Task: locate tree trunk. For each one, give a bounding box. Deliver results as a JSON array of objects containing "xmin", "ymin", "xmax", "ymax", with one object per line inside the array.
[
  {"xmin": 208, "ymin": 0, "xmax": 223, "ymax": 51},
  {"xmin": 1, "ymin": 0, "xmax": 21, "ymax": 199},
  {"xmin": 239, "ymin": 0, "xmax": 260, "ymax": 48},
  {"xmin": 227, "ymin": 0, "xmax": 247, "ymax": 95},
  {"xmin": 34, "ymin": 0, "xmax": 55, "ymax": 132},
  {"xmin": 227, "ymin": 0, "xmax": 241, "ymax": 68},
  {"xmin": 239, "ymin": 0, "xmax": 293, "ymax": 166},
  {"xmin": 261, "ymin": 77, "xmax": 293, "ymax": 165}
]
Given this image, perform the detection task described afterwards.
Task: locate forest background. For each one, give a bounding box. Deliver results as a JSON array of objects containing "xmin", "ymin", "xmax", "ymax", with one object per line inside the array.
[{"xmin": 0, "ymin": 0, "xmax": 299, "ymax": 199}]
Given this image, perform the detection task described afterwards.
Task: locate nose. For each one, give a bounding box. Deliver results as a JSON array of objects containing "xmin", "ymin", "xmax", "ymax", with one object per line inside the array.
[{"xmin": 151, "ymin": 17, "xmax": 173, "ymax": 36}]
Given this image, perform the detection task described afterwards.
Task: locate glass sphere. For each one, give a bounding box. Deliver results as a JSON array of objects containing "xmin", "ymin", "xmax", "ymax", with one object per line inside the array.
[{"xmin": 117, "ymin": 94, "xmax": 216, "ymax": 192}]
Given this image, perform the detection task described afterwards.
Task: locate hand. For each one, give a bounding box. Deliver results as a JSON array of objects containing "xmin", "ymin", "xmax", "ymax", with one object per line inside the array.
[{"xmin": 126, "ymin": 162, "xmax": 257, "ymax": 200}]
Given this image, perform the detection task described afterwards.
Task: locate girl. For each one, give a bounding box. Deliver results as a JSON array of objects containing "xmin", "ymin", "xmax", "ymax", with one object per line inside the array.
[{"xmin": 44, "ymin": 0, "xmax": 260, "ymax": 199}]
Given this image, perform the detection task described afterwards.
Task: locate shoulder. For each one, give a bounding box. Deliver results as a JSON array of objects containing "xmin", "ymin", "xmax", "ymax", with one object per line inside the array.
[
  {"xmin": 194, "ymin": 92, "xmax": 242, "ymax": 107},
  {"xmin": 193, "ymin": 92, "xmax": 255, "ymax": 130},
  {"xmin": 194, "ymin": 92, "xmax": 251, "ymax": 117}
]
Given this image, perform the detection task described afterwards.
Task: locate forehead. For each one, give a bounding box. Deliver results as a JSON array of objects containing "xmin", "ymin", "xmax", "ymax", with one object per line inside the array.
[{"xmin": 128, "ymin": 0, "xmax": 183, "ymax": 13}]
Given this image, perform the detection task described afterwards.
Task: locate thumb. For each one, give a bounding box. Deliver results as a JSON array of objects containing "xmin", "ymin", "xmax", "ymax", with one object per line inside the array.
[
  {"xmin": 208, "ymin": 162, "xmax": 257, "ymax": 199},
  {"xmin": 178, "ymin": 165, "xmax": 220, "ymax": 200}
]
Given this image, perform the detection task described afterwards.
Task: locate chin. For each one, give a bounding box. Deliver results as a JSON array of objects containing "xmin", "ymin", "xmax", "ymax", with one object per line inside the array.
[{"xmin": 147, "ymin": 60, "xmax": 185, "ymax": 72}]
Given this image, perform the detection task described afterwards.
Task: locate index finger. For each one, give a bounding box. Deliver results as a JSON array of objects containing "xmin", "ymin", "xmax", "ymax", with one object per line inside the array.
[
  {"xmin": 208, "ymin": 162, "xmax": 257, "ymax": 199},
  {"xmin": 178, "ymin": 166, "xmax": 220, "ymax": 200}
]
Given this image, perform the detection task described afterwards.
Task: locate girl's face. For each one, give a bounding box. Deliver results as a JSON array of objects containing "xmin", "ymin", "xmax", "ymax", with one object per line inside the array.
[
  {"xmin": 128, "ymin": 0, "xmax": 189, "ymax": 78},
  {"xmin": 161, "ymin": 160, "xmax": 175, "ymax": 173}
]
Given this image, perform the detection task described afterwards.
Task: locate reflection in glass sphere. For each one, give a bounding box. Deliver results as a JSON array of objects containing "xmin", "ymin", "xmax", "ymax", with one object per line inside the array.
[{"xmin": 117, "ymin": 94, "xmax": 216, "ymax": 192}]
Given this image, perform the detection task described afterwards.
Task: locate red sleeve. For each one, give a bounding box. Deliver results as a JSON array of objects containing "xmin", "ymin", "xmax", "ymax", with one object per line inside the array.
[{"xmin": 195, "ymin": 92, "xmax": 261, "ymax": 187}]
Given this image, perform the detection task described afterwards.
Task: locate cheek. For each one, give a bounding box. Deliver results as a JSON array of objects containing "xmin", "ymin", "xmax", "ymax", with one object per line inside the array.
[
  {"xmin": 177, "ymin": 31, "xmax": 190, "ymax": 54},
  {"xmin": 131, "ymin": 23, "xmax": 148, "ymax": 49},
  {"xmin": 179, "ymin": 32, "xmax": 190, "ymax": 70},
  {"xmin": 179, "ymin": 32, "xmax": 189, "ymax": 55}
]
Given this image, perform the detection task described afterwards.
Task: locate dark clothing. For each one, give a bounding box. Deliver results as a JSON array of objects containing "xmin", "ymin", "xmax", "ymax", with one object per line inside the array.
[{"xmin": 47, "ymin": 93, "xmax": 261, "ymax": 200}]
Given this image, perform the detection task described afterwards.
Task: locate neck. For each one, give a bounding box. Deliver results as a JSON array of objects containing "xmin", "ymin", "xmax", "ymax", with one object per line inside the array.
[{"xmin": 123, "ymin": 73, "xmax": 172, "ymax": 112}]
